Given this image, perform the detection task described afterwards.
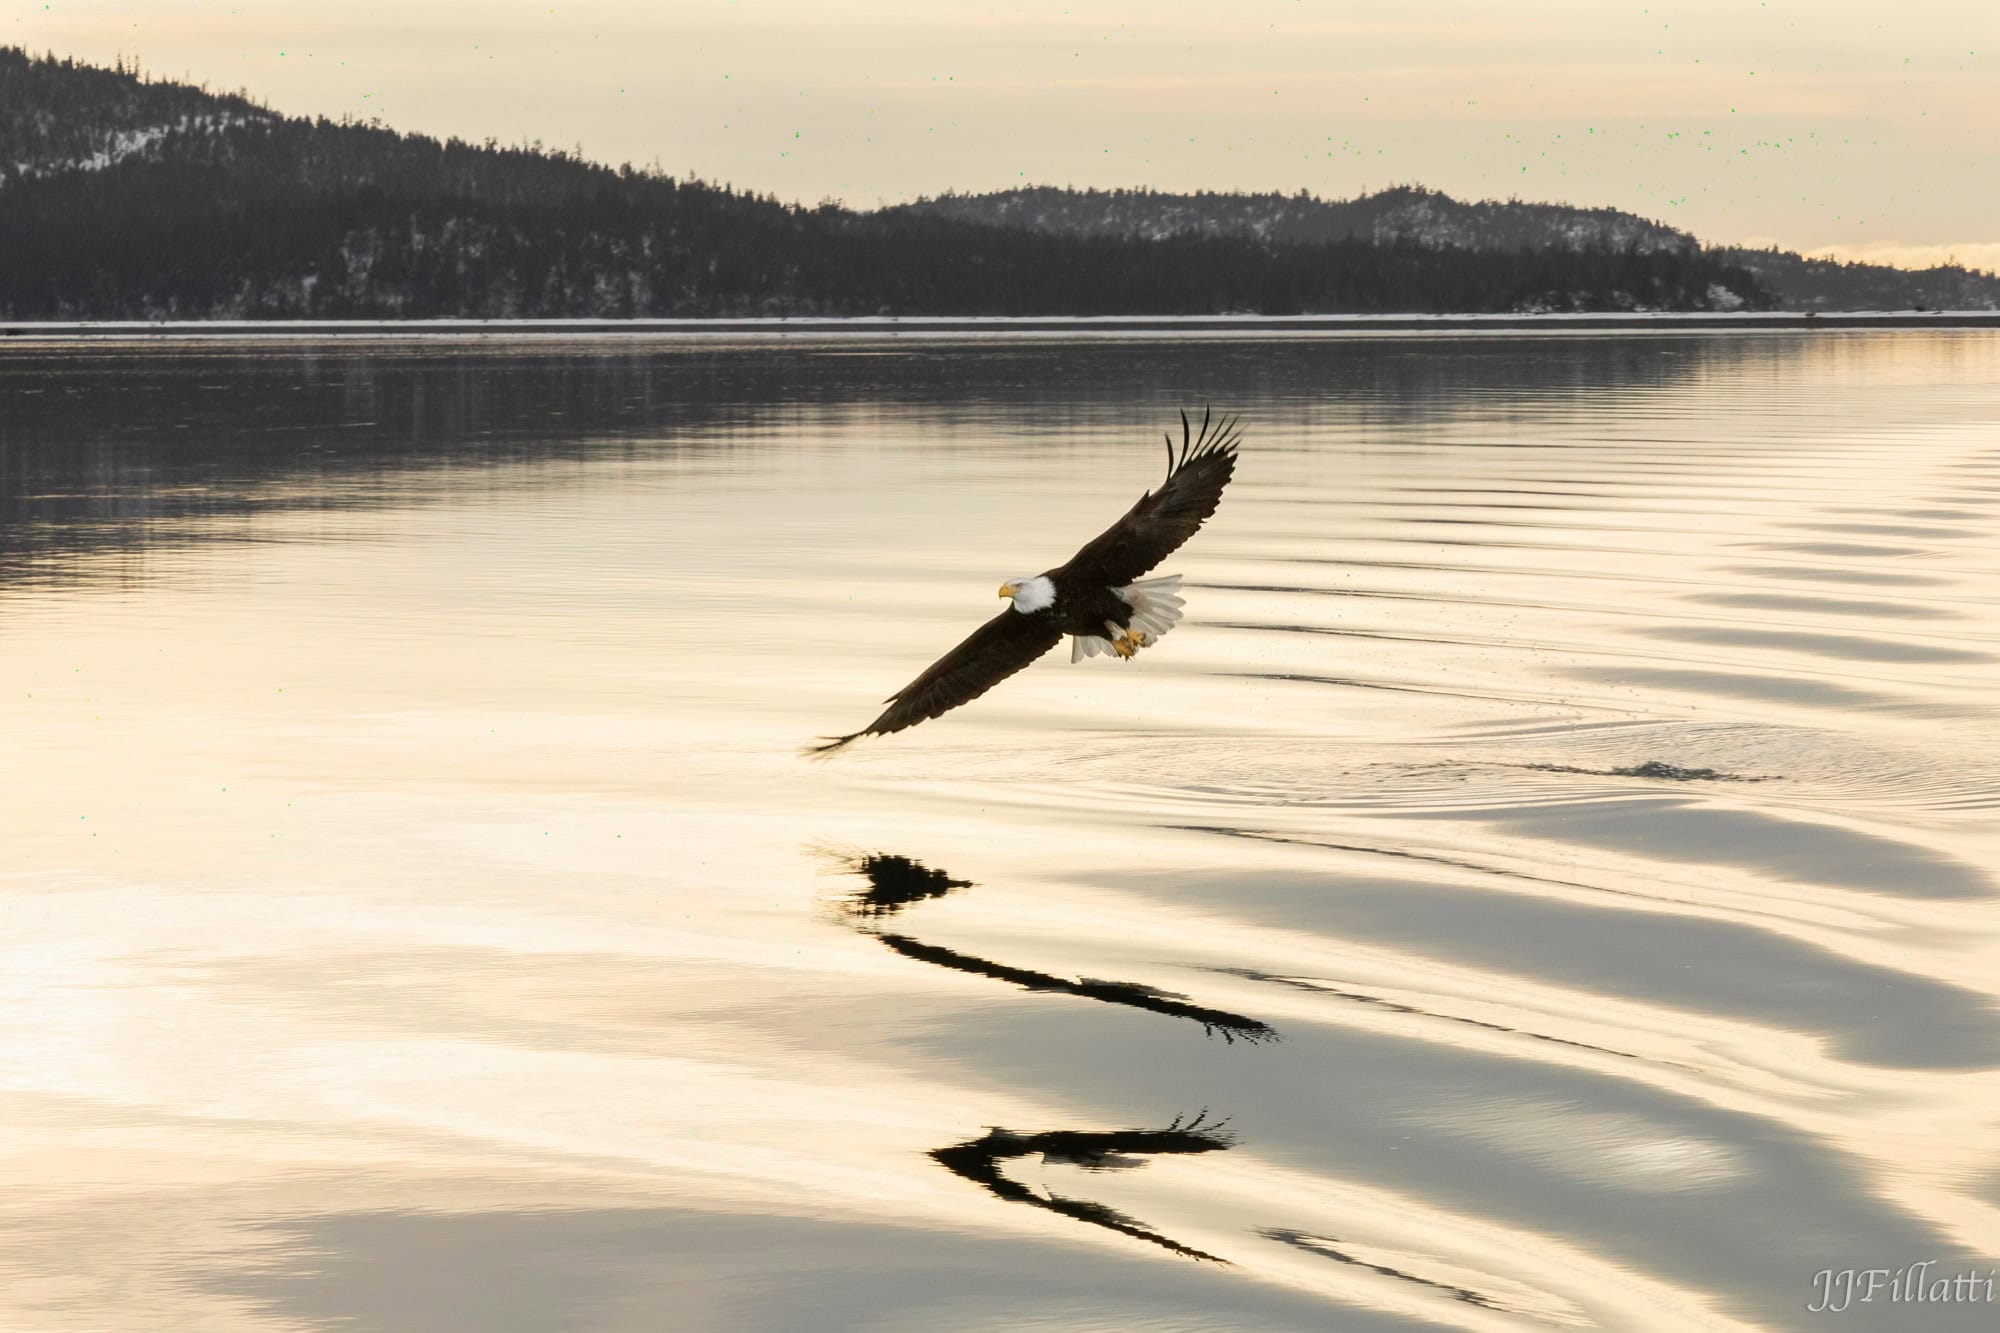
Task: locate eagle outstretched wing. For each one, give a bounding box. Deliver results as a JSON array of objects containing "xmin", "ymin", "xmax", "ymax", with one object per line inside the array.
[
  {"xmin": 1052, "ymin": 408, "xmax": 1241, "ymax": 589},
  {"xmin": 808, "ymin": 608, "xmax": 1062, "ymax": 755}
]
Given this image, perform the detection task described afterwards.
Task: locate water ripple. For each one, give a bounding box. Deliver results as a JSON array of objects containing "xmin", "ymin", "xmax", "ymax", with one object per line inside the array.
[{"xmin": 8, "ymin": 331, "xmax": 2000, "ymax": 1332}]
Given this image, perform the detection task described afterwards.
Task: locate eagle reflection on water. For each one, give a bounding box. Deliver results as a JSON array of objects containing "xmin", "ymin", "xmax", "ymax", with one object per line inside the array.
[
  {"xmin": 826, "ymin": 850, "xmax": 1277, "ymax": 1045},
  {"xmin": 822, "ymin": 849, "xmax": 1262, "ymax": 1261},
  {"xmin": 931, "ymin": 1112, "xmax": 1237, "ymax": 1263}
]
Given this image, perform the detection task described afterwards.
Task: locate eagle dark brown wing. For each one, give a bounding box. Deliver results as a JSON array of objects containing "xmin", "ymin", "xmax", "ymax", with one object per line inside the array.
[
  {"xmin": 809, "ymin": 607, "xmax": 1062, "ymax": 755},
  {"xmin": 1052, "ymin": 408, "xmax": 1240, "ymax": 589}
]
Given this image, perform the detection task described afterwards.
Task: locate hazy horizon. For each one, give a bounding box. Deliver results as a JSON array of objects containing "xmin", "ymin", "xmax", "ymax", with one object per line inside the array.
[{"xmin": 9, "ymin": 2, "xmax": 1997, "ymax": 270}]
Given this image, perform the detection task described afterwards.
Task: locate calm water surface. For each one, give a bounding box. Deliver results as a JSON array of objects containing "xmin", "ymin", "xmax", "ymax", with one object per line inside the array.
[{"xmin": 4, "ymin": 332, "xmax": 2000, "ymax": 1331}]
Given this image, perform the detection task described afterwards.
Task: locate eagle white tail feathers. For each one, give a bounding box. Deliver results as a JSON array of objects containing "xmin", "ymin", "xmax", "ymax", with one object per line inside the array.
[
  {"xmin": 1121, "ymin": 574, "xmax": 1187, "ymax": 637},
  {"xmin": 1071, "ymin": 575, "xmax": 1187, "ymax": 662}
]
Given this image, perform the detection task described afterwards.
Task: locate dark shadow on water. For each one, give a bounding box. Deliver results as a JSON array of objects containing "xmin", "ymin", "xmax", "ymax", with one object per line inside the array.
[
  {"xmin": 834, "ymin": 851, "xmax": 972, "ymax": 918},
  {"xmin": 931, "ymin": 1112, "xmax": 1236, "ymax": 1263},
  {"xmin": 1508, "ymin": 760, "xmax": 1772, "ymax": 783},
  {"xmin": 826, "ymin": 849, "xmax": 1277, "ymax": 1044},
  {"xmin": 825, "ymin": 852, "xmax": 1268, "ymax": 1266},
  {"xmin": 879, "ymin": 934, "xmax": 1277, "ymax": 1045},
  {"xmin": 1261, "ymin": 1229, "xmax": 1502, "ymax": 1311}
]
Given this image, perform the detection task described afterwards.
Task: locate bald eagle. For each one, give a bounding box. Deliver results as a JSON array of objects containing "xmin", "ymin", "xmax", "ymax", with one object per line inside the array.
[{"xmin": 810, "ymin": 409, "xmax": 1240, "ymax": 755}]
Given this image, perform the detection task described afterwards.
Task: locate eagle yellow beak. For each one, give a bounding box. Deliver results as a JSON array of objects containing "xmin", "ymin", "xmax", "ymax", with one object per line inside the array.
[{"xmin": 997, "ymin": 582, "xmax": 1015, "ymax": 598}]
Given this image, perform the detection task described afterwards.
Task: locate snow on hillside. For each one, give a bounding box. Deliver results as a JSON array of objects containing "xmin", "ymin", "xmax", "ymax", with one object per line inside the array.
[
  {"xmin": 5, "ymin": 112, "xmax": 263, "ymax": 185},
  {"xmin": 895, "ymin": 186, "xmax": 1698, "ymax": 256}
]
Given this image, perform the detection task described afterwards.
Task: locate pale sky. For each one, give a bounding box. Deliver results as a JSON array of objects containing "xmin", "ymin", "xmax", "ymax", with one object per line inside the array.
[{"xmin": 14, "ymin": 0, "xmax": 1999, "ymax": 267}]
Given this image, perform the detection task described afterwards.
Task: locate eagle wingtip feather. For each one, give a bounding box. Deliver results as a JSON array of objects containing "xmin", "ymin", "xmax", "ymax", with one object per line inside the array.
[
  {"xmin": 1159, "ymin": 406, "xmax": 1242, "ymax": 485},
  {"xmin": 803, "ymin": 733, "xmax": 863, "ymax": 759}
]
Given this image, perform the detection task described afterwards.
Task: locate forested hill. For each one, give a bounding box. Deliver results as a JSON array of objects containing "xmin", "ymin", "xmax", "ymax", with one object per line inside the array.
[
  {"xmin": 0, "ymin": 48, "xmax": 1774, "ymax": 319},
  {"xmin": 1712, "ymin": 247, "xmax": 2000, "ymax": 313},
  {"xmin": 0, "ymin": 52, "xmax": 272, "ymax": 179},
  {"xmin": 890, "ymin": 186, "xmax": 1695, "ymax": 254},
  {"xmin": 899, "ymin": 188, "xmax": 2000, "ymax": 314}
]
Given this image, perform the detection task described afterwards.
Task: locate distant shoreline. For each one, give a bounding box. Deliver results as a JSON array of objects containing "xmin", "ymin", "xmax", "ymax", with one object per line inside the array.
[{"xmin": 5, "ymin": 311, "xmax": 1999, "ymax": 342}]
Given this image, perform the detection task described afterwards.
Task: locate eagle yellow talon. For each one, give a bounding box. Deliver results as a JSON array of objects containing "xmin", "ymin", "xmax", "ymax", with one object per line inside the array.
[{"xmin": 1110, "ymin": 628, "xmax": 1150, "ymax": 659}]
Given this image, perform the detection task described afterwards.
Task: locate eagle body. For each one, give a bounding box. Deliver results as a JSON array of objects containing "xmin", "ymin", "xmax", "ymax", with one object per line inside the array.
[
  {"xmin": 1014, "ymin": 576, "xmax": 1133, "ymax": 636},
  {"xmin": 810, "ymin": 410, "xmax": 1240, "ymax": 755},
  {"xmin": 1006, "ymin": 572, "xmax": 1189, "ymax": 664},
  {"xmin": 1035, "ymin": 578, "xmax": 1128, "ymax": 635}
]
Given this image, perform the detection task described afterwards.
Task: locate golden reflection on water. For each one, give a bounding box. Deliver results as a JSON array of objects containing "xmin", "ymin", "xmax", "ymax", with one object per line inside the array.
[{"xmin": 4, "ymin": 332, "xmax": 2000, "ymax": 1330}]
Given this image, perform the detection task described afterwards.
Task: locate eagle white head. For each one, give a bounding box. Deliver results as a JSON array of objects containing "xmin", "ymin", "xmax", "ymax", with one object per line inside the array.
[{"xmin": 997, "ymin": 575, "xmax": 1056, "ymax": 613}]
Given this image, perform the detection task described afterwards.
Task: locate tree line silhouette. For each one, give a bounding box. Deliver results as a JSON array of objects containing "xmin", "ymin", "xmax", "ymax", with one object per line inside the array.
[
  {"xmin": 1711, "ymin": 246, "xmax": 1999, "ymax": 312},
  {"xmin": 1, "ymin": 48, "xmax": 1775, "ymax": 320},
  {"xmin": 890, "ymin": 184, "xmax": 1695, "ymax": 253}
]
